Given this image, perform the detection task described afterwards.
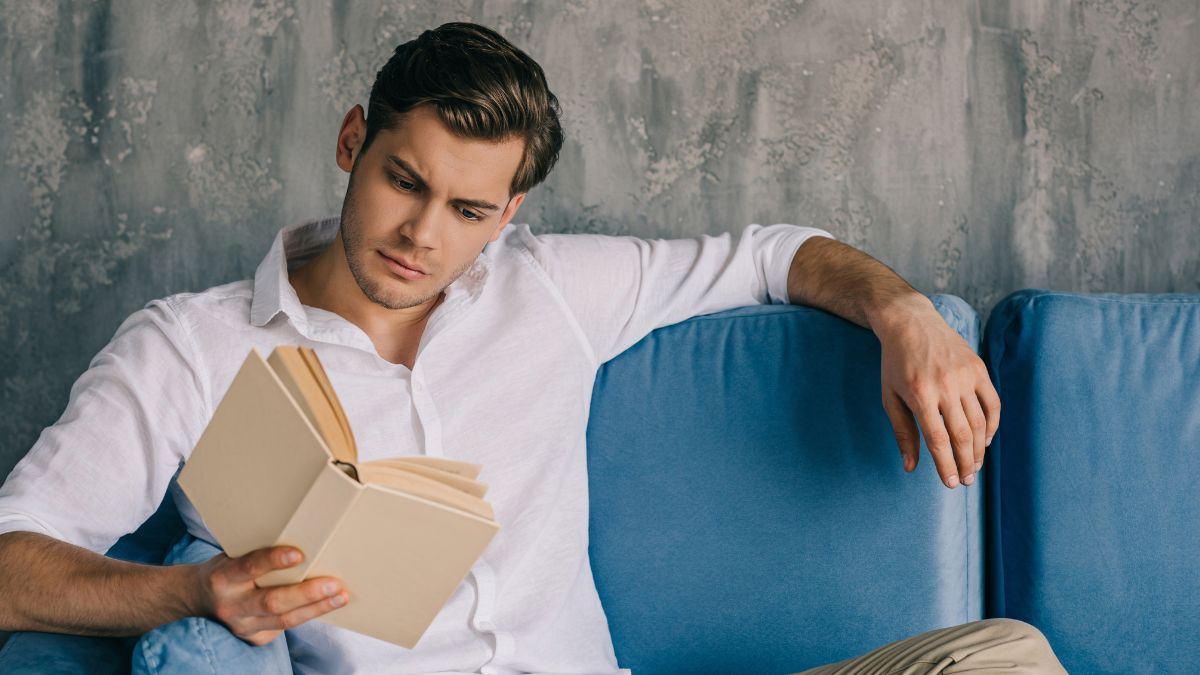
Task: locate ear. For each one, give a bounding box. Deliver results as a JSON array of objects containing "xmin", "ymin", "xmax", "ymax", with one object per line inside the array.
[
  {"xmin": 336, "ymin": 105, "xmax": 367, "ymax": 173},
  {"xmin": 490, "ymin": 192, "xmax": 527, "ymax": 242}
]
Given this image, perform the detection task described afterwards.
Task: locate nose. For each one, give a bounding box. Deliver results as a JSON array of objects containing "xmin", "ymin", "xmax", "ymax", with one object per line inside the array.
[{"xmin": 401, "ymin": 199, "xmax": 442, "ymax": 251}]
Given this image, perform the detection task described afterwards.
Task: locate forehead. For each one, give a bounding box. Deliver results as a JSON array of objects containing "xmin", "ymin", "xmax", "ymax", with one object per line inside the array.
[{"xmin": 370, "ymin": 106, "xmax": 524, "ymax": 197}]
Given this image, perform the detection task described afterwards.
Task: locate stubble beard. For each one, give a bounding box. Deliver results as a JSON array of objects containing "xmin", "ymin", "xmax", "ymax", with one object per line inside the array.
[{"xmin": 339, "ymin": 172, "xmax": 475, "ymax": 311}]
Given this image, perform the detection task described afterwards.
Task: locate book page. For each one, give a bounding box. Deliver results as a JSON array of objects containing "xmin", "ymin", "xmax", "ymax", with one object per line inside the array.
[
  {"xmin": 380, "ymin": 455, "xmax": 483, "ymax": 480},
  {"xmin": 268, "ymin": 347, "xmax": 354, "ymax": 465},
  {"xmin": 356, "ymin": 465, "xmax": 494, "ymax": 521},
  {"xmin": 298, "ymin": 346, "xmax": 358, "ymax": 462},
  {"xmin": 360, "ymin": 459, "xmax": 489, "ymax": 498}
]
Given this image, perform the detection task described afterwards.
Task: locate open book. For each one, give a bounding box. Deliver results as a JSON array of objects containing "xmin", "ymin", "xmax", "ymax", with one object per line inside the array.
[{"xmin": 177, "ymin": 345, "xmax": 500, "ymax": 648}]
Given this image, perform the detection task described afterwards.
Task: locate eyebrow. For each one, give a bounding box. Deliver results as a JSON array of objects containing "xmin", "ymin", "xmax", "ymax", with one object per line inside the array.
[{"xmin": 385, "ymin": 154, "xmax": 503, "ymax": 212}]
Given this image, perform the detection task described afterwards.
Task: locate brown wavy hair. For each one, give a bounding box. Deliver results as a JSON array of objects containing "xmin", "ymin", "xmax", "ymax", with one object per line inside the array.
[{"xmin": 362, "ymin": 22, "xmax": 564, "ymax": 197}]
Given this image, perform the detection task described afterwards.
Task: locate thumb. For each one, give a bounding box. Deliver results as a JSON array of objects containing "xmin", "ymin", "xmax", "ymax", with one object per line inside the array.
[{"xmin": 883, "ymin": 390, "xmax": 920, "ymax": 472}]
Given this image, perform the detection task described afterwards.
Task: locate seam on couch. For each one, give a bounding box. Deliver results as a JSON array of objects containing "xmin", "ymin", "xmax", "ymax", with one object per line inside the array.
[
  {"xmin": 979, "ymin": 292, "xmax": 1027, "ymax": 620},
  {"xmin": 965, "ymin": 470, "xmax": 972, "ymax": 624}
]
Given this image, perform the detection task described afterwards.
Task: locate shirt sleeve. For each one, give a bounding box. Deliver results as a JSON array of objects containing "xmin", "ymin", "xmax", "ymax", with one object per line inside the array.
[
  {"xmin": 513, "ymin": 222, "xmax": 836, "ymax": 365},
  {"xmin": 0, "ymin": 296, "xmax": 209, "ymax": 555}
]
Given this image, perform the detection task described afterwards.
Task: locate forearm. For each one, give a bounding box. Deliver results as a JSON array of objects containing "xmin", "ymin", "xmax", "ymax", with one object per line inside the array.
[
  {"xmin": 0, "ymin": 531, "xmax": 201, "ymax": 636},
  {"xmin": 786, "ymin": 236, "xmax": 936, "ymax": 333}
]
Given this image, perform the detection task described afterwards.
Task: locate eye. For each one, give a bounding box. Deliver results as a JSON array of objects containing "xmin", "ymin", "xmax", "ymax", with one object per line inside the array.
[{"xmin": 389, "ymin": 172, "xmax": 482, "ymax": 222}]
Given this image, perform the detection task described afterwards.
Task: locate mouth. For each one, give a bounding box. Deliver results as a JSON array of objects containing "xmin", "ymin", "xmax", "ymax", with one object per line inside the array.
[{"xmin": 379, "ymin": 251, "xmax": 430, "ymax": 280}]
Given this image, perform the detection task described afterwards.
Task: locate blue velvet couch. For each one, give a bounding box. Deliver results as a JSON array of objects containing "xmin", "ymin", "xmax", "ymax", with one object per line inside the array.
[{"xmin": 1, "ymin": 289, "xmax": 1195, "ymax": 674}]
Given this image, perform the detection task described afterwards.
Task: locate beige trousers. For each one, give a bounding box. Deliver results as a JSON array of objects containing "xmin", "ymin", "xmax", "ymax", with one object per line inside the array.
[{"xmin": 790, "ymin": 618, "xmax": 1069, "ymax": 675}]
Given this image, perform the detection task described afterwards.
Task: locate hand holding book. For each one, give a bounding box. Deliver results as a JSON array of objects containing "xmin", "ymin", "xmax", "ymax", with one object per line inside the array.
[{"xmin": 188, "ymin": 535, "xmax": 347, "ymax": 647}]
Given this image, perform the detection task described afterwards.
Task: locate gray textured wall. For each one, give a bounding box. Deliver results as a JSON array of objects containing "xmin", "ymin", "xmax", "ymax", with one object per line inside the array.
[{"xmin": 1, "ymin": 0, "xmax": 1198, "ymax": 478}]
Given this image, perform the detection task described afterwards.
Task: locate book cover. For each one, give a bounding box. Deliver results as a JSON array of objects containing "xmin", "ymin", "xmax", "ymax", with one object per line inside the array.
[{"xmin": 177, "ymin": 346, "xmax": 500, "ymax": 647}]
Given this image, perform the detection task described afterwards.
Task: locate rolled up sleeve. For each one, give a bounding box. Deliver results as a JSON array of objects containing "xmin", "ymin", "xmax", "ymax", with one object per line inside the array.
[
  {"xmin": 0, "ymin": 296, "xmax": 209, "ymax": 555},
  {"xmin": 514, "ymin": 223, "xmax": 836, "ymax": 365}
]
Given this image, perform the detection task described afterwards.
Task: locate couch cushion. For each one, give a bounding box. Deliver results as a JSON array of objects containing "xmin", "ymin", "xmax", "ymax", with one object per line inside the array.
[
  {"xmin": 586, "ymin": 295, "xmax": 983, "ymax": 674},
  {"xmin": 982, "ymin": 289, "xmax": 1200, "ymax": 674}
]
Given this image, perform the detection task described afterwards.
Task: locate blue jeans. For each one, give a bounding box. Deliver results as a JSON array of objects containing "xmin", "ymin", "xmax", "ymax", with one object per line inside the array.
[{"xmin": 131, "ymin": 532, "xmax": 294, "ymax": 674}]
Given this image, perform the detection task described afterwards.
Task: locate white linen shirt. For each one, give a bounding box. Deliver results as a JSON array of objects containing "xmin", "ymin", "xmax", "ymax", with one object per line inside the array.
[{"xmin": 0, "ymin": 215, "xmax": 834, "ymax": 674}]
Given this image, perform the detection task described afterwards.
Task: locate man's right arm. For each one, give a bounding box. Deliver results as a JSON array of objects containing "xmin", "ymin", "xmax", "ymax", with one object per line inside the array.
[
  {"xmin": 0, "ymin": 298, "xmax": 345, "ymax": 644},
  {"xmin": 0, "ymin": 531, "xmax": 199, "ymax": 636},
  {"xmin": 0, "ymin": 298, "xmax": 205, "ymax": 635},
  {"xmin": 0, "ymin": 531, "xmax": 348, "ymax": 645}
]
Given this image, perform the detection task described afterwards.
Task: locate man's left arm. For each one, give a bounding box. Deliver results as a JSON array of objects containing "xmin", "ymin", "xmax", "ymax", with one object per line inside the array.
[{"xmin": 785, "ymin": 236, "xmax": 1000, "ymax": 490}]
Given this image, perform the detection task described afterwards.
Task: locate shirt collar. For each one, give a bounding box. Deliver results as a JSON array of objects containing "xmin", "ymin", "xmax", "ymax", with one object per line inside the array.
[{"xmin": 249, "ymin": 216, "xmax": 493, "ymax": 329}]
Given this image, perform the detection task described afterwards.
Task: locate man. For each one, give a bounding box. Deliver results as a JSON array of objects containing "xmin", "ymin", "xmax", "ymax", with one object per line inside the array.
[{"xmin": 0, "ymin": 22, "xmax": 1065, "ymax": 675}]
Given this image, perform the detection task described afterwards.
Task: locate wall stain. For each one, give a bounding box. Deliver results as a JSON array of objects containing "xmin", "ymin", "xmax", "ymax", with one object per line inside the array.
[{"xmin": 1079, "ymin": 0, "xmax": 1161, "ymax": 76}]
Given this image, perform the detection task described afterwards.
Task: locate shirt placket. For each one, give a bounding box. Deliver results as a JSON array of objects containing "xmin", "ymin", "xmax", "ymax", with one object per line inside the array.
[
  {"xmin": 387, "ymin": 291, "xmax": 513, "ymax": 667},
  {"xmin": 407, "ymin": 293, "xmax": 515, "ymax": 667},
  {"xmin": 408, "ymin": 372, "xmax": 443, "ymax": 457},
  {"xmin": 407, "ymin": 291, "xmax": 469, "ymax": 457}
]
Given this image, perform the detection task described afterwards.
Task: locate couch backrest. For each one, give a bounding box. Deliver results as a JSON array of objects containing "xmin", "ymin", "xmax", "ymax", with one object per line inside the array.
[
  {"xmin": 586, "ymin": 296, "xmax": 983, "ymax": 674},
  {"xmin": 982, "ymin": 289, "xmax": 1200, "ymax": 675}
]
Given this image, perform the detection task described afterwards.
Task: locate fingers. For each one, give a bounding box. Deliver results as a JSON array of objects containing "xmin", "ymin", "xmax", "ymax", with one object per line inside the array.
[
  {"xmin": 215, "ymin": 575, "xmax": 349, "ymax": 637},
  {"xmin": 238, "ymin": 578, "xmax": 349, "ymax": 634},
  {"xmin": 271, "ymin": 590, "xmax": 348, "ymax": 631},
  {"xmin": 880, "ymin": 316, "xmax": 999, "ymax": 488},
  {"xmin": 254, "ymin": 575, "xmax": 346, "ymax": 619},
  {"xmin": 977, "ymin": 379, "xmax": 1001, "ymax": 448},
  {"xmin": 225, "ymin": 545, "xmax": 304, "ymax": 583},
  {"xmin": 939, "ymin": 398, "xmax": 977, "ymax": 486},
  {"xmin": 882, "ymin": 391, "xmax": 920, "ymax": 472},
  {"xmin": 207, "ymin": 546, "xmax": 350, "ymax": 638},
  {"xmin": 963, "ymin": 393, "xmax": 988, "ymax": 472},
  {"xmin": 228, "ymin": 592, "xmax": 348, "ymax": 637},
  {"xmin": 912, "ymin": 397, "xmax": 962, "ymax": 489}
]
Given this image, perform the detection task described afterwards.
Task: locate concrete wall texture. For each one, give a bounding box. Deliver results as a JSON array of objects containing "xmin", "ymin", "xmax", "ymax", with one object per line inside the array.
[{"xmin": 1, "ymin": 0, "xmax": 1197, "ymax": 476}]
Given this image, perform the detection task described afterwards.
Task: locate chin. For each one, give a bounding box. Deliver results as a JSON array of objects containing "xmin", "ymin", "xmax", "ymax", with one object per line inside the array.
[{"xmin": 379, "ymin": 272, "xmax": 443, "ymax": 306}]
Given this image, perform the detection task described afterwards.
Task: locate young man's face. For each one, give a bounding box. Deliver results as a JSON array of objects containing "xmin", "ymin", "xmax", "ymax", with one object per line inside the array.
[{"xmin": 335, "ymin": 103, "xmax": 526, "ymax": 311}]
